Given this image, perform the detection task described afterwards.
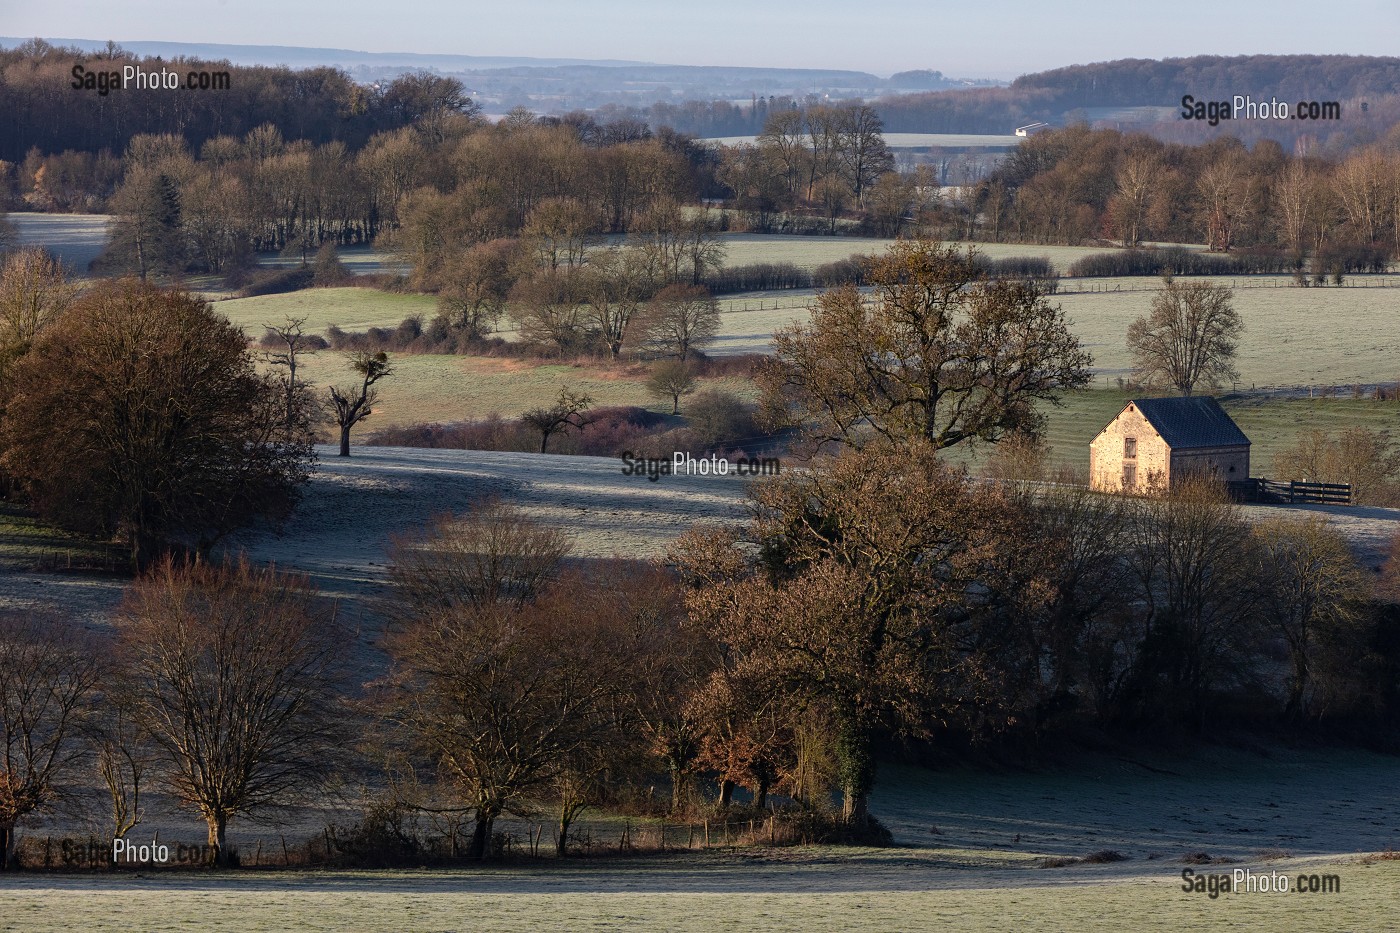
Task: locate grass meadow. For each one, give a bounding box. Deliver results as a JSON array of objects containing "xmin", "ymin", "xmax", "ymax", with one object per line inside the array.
[{"xmin": 6, "ymin": 859, "xmax": 1397, "ymax": 933}]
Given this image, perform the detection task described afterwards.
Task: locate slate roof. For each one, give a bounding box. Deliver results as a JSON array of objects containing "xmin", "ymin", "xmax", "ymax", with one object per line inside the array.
[{"xmin": 1125, "ymin": 397, "xmax": 1251, "ymax": 450}]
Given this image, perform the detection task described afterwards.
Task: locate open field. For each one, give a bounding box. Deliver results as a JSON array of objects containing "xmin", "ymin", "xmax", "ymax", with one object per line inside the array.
[
  {"xmin": 5, "ymin": 854, "xmax": 1396, "ymax": 932},
  {"xmin": 218, "ymin": 286, "xmax": 438, "ymax": 334},
  {"xmin": 291, "ymin": 353, "xmax": 757, "ymax": 429},
  {"xmin": 8, "ymin": 212, "xmax": 110, "ymax": 273},
  {"xmin": 709, "ymin": 276, "xmax": 1400, "ymax": 387},
  {"xmin": 5, "ymin": 740, "xmax": 1399, "ymax": 931},
  {"xmin": 7, "ymin": 739, "xmax": 1400, "ymax": 928},
  {"xmin": 714, "ymin": 234, "xmax": 1125, "ymax": 275}
]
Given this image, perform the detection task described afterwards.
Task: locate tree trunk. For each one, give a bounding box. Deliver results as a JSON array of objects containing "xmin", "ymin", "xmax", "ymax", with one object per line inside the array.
[
  {"xmin": 670, "ymin": 765, "xmax": 688, "ymax": 814},
  {"xmin": 207, "ymin": 813, "xmax": 229, "ymax": 867},
  {"xmin": 717, "ymin": 779, "xmax": 734, "ymax": 809},
  {"xmin": 539, "ymin": 432, "xmax": 549, "ymax": 454},
  {"xmin": 339, "ymin": 424, "xmax": 351, "ymax": 457},
  {"xmin": 556, "ymin": 818, "xmax": 570, "ymax": 857},
  {"xmin": 0, "ymin": 824, "xmax": 15, "ymax": 871},
  {"xmin": 468, "ymin": 810, "xmax": 496, "ymax": 860},
  {"xmin": 671, "ymin": 394, "xmax": 680, "ymax": 415},
  {"xmin": 755, "ymin": 780, "xmax": 769, "ymax": 812}
]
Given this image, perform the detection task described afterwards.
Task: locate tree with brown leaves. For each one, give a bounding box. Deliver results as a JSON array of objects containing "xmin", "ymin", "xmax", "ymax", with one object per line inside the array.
[
  {"xmin": 757, "ymin": 241, "xmax": 1091, "ymax": 451},
  {"xmin": 0, "ymin": 279, "xmax": 314, "ymax": 567}
]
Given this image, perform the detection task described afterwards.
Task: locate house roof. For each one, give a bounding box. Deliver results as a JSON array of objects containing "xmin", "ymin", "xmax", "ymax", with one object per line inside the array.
[{"xmin": 1123, "ymin": 397, "xmax": 1250, "ymax": 449}]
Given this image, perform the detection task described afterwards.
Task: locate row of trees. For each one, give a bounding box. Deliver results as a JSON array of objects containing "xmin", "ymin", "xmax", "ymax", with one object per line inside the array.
[
  {"xmin": 0, "ymin": 40, "xmax": 469, "ymax": 163},
  {"xmin": 955, "ymin": 126, "xmax": 1400, "ymax": 257},
  {"xmin": 5, "ymin": 455, "xmax": 1395, "ymax": 868}
]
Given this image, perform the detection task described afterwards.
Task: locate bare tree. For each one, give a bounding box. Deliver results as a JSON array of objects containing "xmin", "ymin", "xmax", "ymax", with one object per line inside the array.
[
  {"xmin": 387, "ymin": 499, "xmax": 570, "ymax": 615},
  {"xmin": 1110, "ymin": 151, "xmax": 1160, "ymax": 248},
  {"xmin": 1253, "ymin": 518, "xmax": 1370, "ymax": 720},
  {"xmin": 117, "ymin": 556, "xmax": 346, "ymax": 866},
  {"xmin": 646, "ymin": 359, "xmax": 697, "ymax": 414},
  {"xmin": 1126, "ymin": 277, "xmax": 1241, "ymax": 396},
  {"xmin": 381, "ymin": 559, "xmax": 645, "ymax": 860},
  {"xmin": 521, "ymin": 387, "xmax": 593, "ymax": 453},
  {"xmin": 582, "ymin": 247, "xmax": 651, "ymax": 358},
  {"xmin": 0, "ymin": 614, "xmax": 101, "ymax": 870},
  {"xmin": 88, "ymin": 698, "xmax": 156, "ymax": 842},
  {"xmin": 262, "ymin": 315, "xmax": 321, "ymax": 429},
  {"xmin": 328, "ymin": 351, "xmax": 393, "ymax": 456},
  {"xmin": 637, "ymin": 284, "xmax": 720, "ymax": 363}
]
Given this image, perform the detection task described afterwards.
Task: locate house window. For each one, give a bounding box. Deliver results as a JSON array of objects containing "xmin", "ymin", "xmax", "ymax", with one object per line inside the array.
[
  {"xmin": 1123, "ymin": 464, "xmax": 1137, "ymax": 489},
  {"xmin": 1124, "ymin": 437, "xmax": 1137, "ymax": 458}
]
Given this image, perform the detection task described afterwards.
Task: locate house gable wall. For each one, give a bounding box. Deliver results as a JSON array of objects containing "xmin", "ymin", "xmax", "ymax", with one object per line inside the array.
[{"xmin": 1089, "ymin": 404, "xmax": 1169, "ymax": 493}]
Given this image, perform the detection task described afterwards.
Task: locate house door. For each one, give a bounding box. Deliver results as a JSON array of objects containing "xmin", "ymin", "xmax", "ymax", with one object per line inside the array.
[{"xmin": 1122, "ymin": 464, "xmax": 1137, "ymax": 489}]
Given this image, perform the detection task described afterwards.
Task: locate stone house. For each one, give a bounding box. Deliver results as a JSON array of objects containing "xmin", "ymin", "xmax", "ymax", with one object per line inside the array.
[{"xmin": 1089, "ymin": 397, "xmax": 1250, "ymax": 494}]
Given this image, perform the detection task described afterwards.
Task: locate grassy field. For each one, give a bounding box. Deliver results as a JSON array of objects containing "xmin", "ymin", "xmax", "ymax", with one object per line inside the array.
[
  {"xmin": 5, "ymin": 858, "xmax": 1397, "ymax": 932},
  {"xmin": 218, "ymin": 287, "xmax": 437, "ymax": 334},
  {"xmin": 715, "ymin": 234, "xmax": 1123, "ymax": 275},
  {"xmin": 293, "ymin": 352, "xmax": 757, "ymax": 429},
  {"xmin": 8, "ymin": 212, "xmax": 110, "ymax": 274},
  {"xmin": 7, "ymin": 739, "xmax": 1399, "ymax": 931},
  {"xmin": 709, "ymin": 276, "xmax": 1400, "ymax": 387}
]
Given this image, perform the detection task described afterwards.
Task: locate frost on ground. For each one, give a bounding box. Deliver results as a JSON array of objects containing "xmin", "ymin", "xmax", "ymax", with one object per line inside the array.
[{"xmin": 221, "ymin": 445, "xmax": 754, "ymax": 606}]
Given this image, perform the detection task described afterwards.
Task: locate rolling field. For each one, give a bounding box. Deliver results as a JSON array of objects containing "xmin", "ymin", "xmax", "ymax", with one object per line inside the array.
[
  {"xmin": 709, "ymin": 277, "xmax": 1400, "ymax": 387},
  {"xmin": 8, "ymin": 212, "xmax": 110, "ymax": 273},
  {"xmin": 5, "ymin": 856, "xmax": 1397, "ymax": 932},
  {"xmin": 218, "ymin": 287, "xmax": 437, "ymax": 334},
  {"xmin": 292, "ymin": 353, "xmax": 756, "ymax": 429}
]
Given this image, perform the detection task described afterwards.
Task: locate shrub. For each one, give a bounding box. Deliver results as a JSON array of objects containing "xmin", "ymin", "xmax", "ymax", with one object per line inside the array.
[
  {"xmin": 685, "ymin": 389, "xmax": 755, "ymax": 447},
  {"xmin": 236, "ymin": 266, "xmax": 315, "ymax": 297}
]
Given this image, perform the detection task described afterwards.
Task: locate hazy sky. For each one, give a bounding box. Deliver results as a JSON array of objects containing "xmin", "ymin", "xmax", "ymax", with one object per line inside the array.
[{"xmin": 10, "ymin": 0, "xmax": 1400, "ymax": 78}]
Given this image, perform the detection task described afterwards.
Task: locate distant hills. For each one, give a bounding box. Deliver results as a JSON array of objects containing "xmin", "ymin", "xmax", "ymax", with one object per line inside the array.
[{"xmin": 0, "ymin": 37, "xmax": 996, "ymax": 111}]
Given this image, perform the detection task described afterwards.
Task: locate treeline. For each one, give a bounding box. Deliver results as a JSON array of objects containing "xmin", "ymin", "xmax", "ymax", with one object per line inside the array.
[
  {"xmin": 0, "ymin": 39, "xmax": 470, "ymax": 163},
  {"xmin": 944, "ymin": 125, "xmax": 1400, "ymax": 258},
  {"xmin": 70, "ymin": 112, "xmax": 714, "ymax": 281}
]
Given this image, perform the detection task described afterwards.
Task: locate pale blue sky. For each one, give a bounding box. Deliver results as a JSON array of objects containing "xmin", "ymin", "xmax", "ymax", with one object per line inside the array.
[{"xmin": 8, "ymin": 0, "xmax": 1400, "ymax": 78}]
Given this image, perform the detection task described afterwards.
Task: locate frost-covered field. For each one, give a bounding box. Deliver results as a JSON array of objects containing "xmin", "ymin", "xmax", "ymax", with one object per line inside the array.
[
  {"xmin": 8, "ymin": 212, "xmax": 111, "ymax": 273},
  {"xmin": 8, "ymin": 740, "xmax": 1400, "ymax": 930},
  {"xmin": 5, "ymin": 856, "xmax": 1397, "ymax": 932}
]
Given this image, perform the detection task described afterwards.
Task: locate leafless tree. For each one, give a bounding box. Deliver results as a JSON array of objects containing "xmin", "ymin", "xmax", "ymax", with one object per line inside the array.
[
  {"xmin": 0, "ymin": 248, "xmax": 77, "ymax": 389},
  {"xmin": 0, "ymin": 614, "xmax": 101, "ymax": 870},
  {"xmin": 1126, "ymin": 277, "xmax": 1241, "ymax": 396},
  {"xmin": 637, "ymin": 284, "xmax": 719, "ymax": 363},
  {"xmin": 262, "ymin": 315, "xmax": 322, "ymax": 429},
  {"xmin": 117, "ymin": 556, "xmax": 346, "ymax": 866},
  {"xmin": 327, "ymin": 351, "xmax": 393, "ymax": 456},
  {"xmin": 1253, "ymin": 518, "xmax": 1371, "ymax": 720},
  {"xmin": 521, "ymin": 387, "xmax": 593, "ymax": 453},
  {"xmin": 387, "ymin": 499, "xmax": 570, "ymax": 616}
]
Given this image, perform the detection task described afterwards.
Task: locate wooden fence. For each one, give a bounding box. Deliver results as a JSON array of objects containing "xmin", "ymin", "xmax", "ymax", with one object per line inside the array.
[{"xmin": 1231, "ymin": 479, "xmax": 1353, "ymax": 505}]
